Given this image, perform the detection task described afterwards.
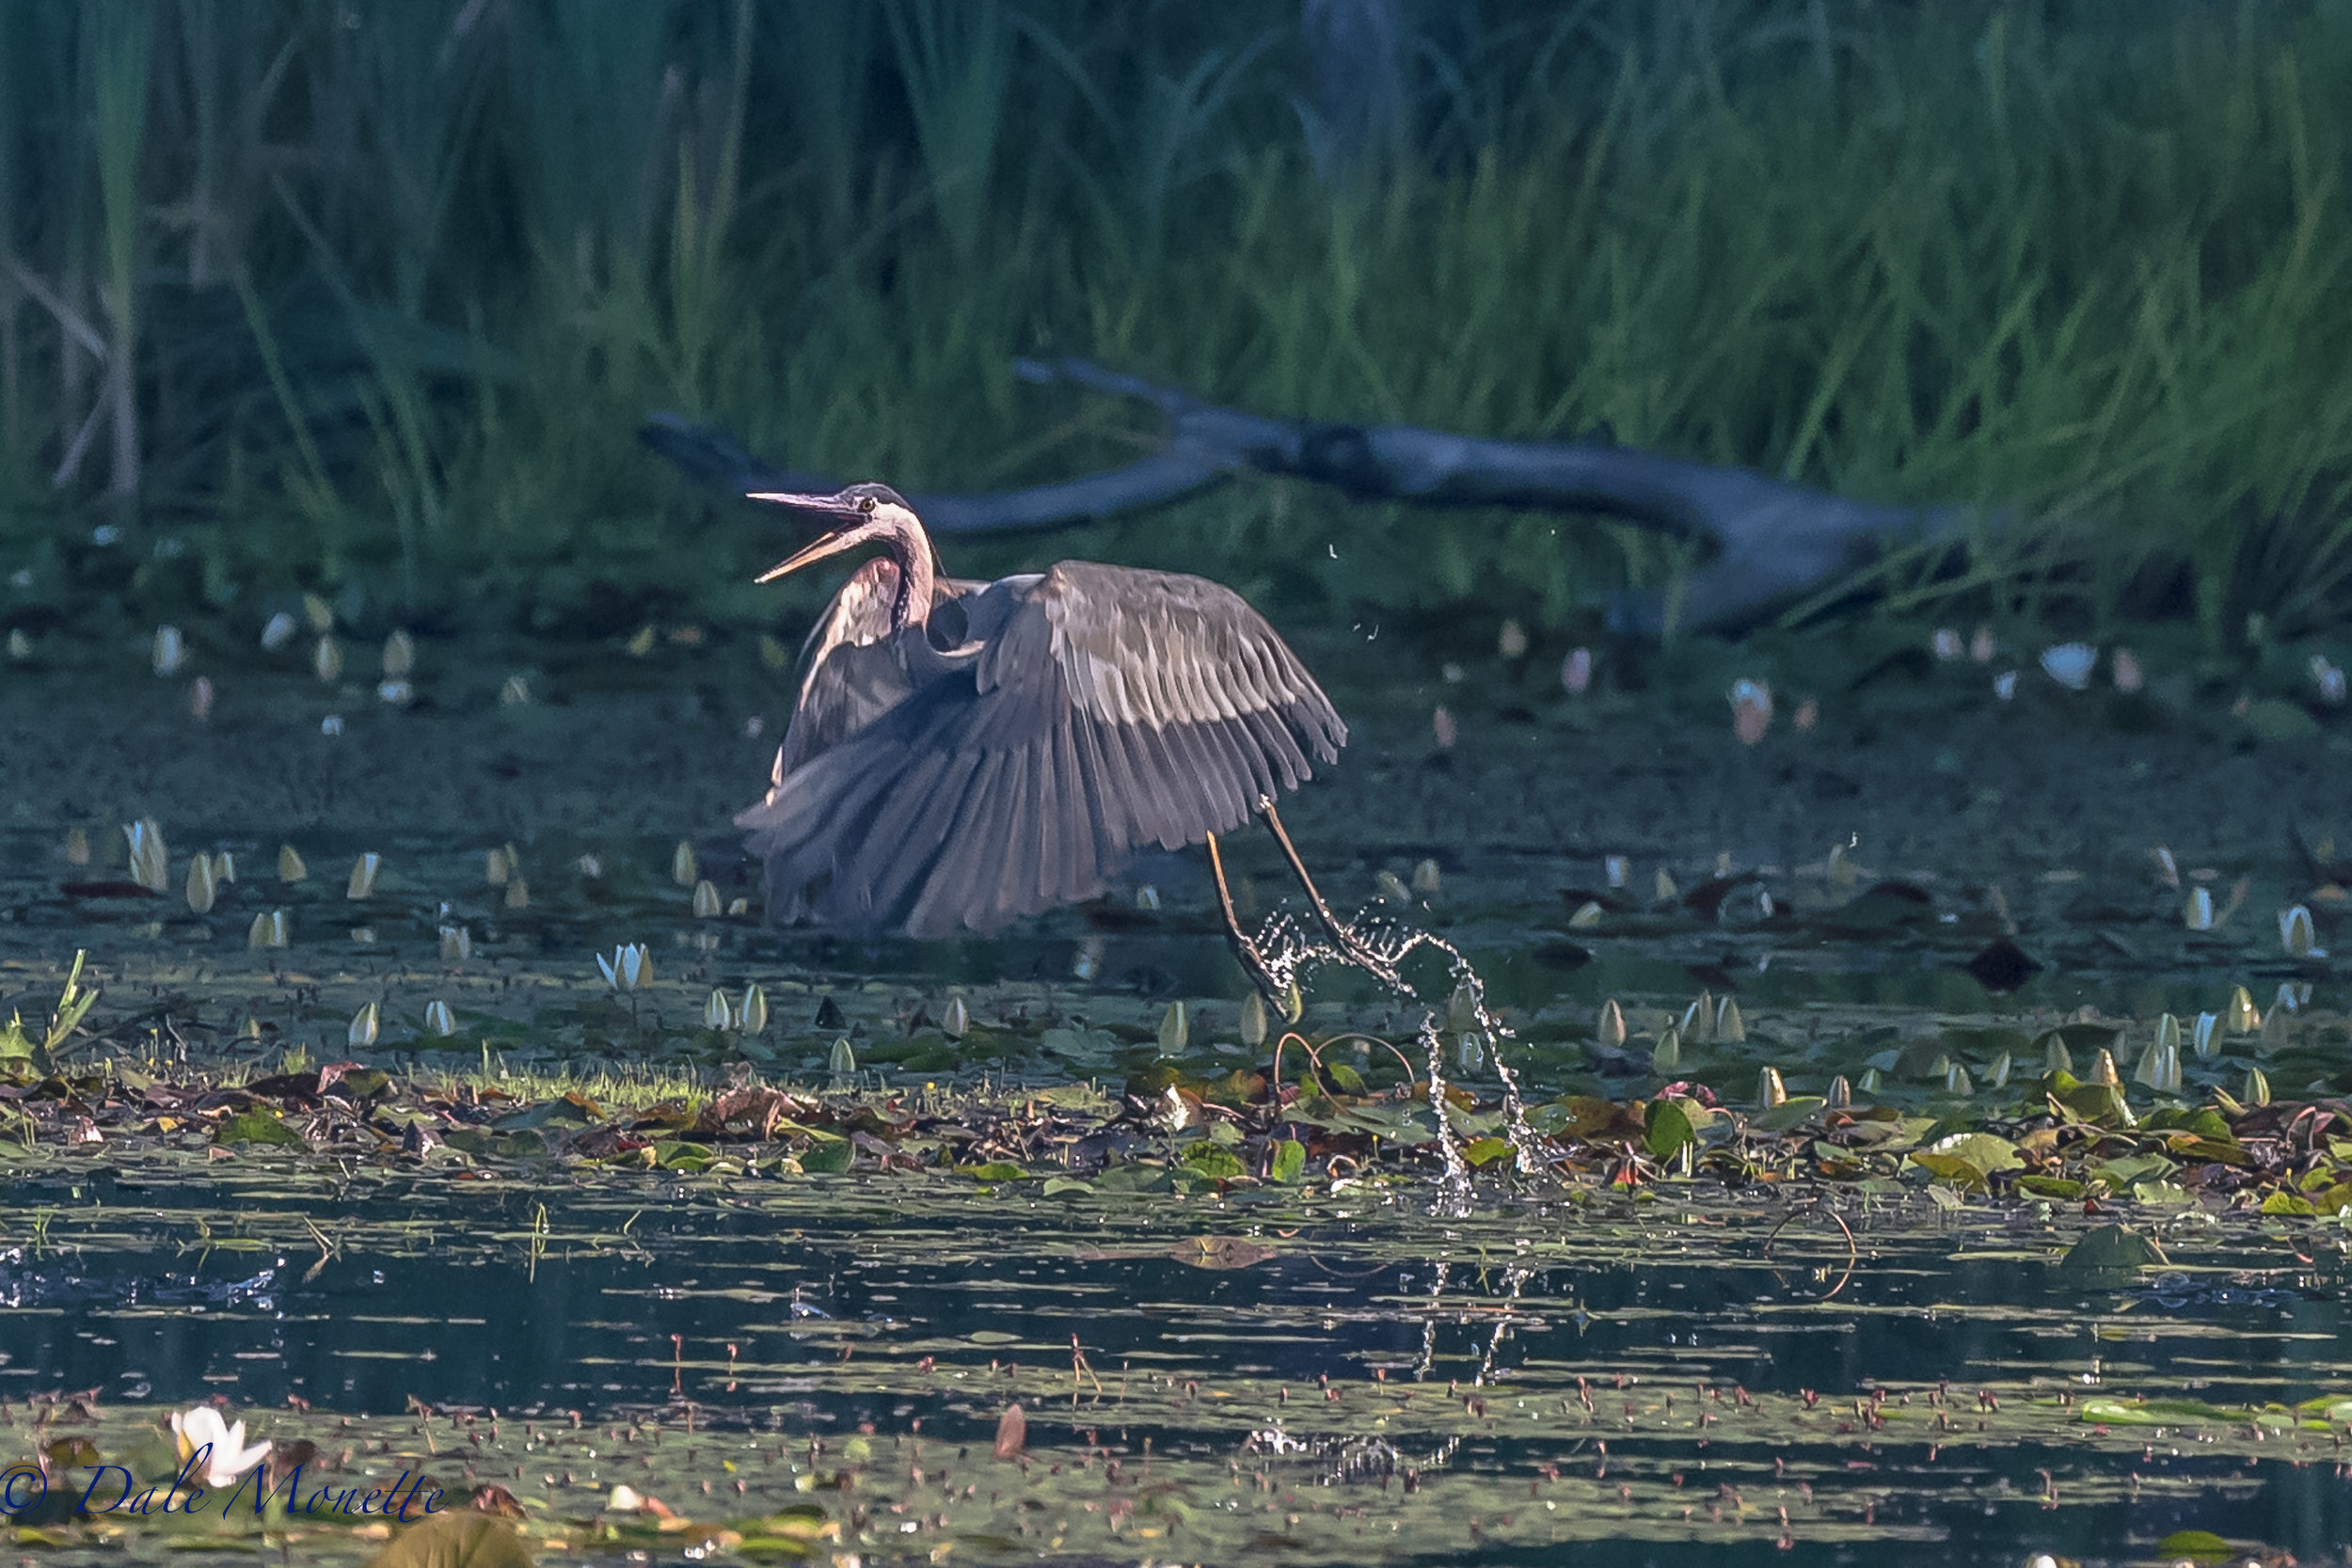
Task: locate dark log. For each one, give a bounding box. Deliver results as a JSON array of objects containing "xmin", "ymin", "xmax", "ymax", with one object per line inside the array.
[{"xmin": 642, "ymin": 358, "xmax": 1985, "ymax": 634}]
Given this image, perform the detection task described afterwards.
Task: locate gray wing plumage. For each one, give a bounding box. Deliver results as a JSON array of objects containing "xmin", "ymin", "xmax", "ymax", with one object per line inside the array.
[
  {"xmin": 738, "ymin": 562, "xmax": 1346, "ymax": 939},
  {"xmin": 775, "ymin": 557, "xmax": 984, "ymax": 777}
]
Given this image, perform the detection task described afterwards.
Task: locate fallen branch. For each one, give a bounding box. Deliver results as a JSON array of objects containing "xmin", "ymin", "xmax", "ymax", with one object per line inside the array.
[{"xmin": 643, "ymin": 357, "xmax": 1987, "ymax": 632}]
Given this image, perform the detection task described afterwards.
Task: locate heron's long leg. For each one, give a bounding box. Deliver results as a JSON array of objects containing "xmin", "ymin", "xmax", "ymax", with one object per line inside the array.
[
  {"xmin": 1257, "ymin": 795, "xmax": 1360, "ymax": 954},
  {"xmin": 1206, "ymin": 830, "xmax": 1282, "ymax": 1001}
]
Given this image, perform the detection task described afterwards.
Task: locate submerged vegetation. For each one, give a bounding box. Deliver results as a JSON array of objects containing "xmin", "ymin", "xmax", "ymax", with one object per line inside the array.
[{"xmin": 0, "ymin": 0, "xmax": 2344, "ymax": 648}]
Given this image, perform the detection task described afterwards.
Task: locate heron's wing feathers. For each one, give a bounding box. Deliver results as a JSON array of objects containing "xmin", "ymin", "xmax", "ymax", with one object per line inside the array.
[
  {"xmin": 776, "ymin": 560, "xmax": 985, "ymax": 775},
  {"xmin": 740, "ymin": 563, "xmax": 1344, "ymax": 939}
]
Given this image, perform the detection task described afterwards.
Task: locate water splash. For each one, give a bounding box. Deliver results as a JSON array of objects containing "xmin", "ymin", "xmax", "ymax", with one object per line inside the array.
[{"xmin": 1248, "ymin": 905, "xmax": 1541, "ymax": 1198}]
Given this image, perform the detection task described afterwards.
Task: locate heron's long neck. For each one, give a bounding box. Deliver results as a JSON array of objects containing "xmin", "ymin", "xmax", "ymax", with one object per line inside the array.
[{"xmin": 884, "ymin": 517, "xmax": 936, "ymax": 634}]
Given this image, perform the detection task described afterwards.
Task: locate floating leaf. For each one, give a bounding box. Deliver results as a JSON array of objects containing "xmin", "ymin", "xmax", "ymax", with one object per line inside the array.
[
  {"xmin": 215, "ymin": 1109, "xmax": 304, "ymax": 1148},
  {"xmin": 2058, "ymin": 1225, "xmax": 2167, "ymax": 1275},
  {"xmin": 1182, "ymin": 1144, "xmax": 1246, "ymax": 1180},
  {"xmin": 1461, "ymin": 1136, "xmax": 1515, "ymax": 1169},
  {"xmin": 1644, "ymin": 1100, "xmax": 1694, "ymax": 1161},
  {"xmin": 1269, "ymin": 1139, "xmax": 1306, "ymax": 1183},
  {"xmin": 361, "ymin": 1511, "xmax": 534, "ymax": 1568},
  {"xmin": 2153, "ymin": 1531, "xmax": 2234, "ymax": 1563}
]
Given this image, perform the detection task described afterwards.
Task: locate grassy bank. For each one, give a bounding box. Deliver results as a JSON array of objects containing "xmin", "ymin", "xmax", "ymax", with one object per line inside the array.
[{"xmin": 0, "ymin": 0, "xmax": 2344, "ymax": 653}]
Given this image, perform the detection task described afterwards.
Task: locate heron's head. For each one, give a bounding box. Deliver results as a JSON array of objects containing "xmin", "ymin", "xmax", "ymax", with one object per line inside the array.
[{"xmin": 747, "ymin": 483, "xmax": 921, "ymax": 582}]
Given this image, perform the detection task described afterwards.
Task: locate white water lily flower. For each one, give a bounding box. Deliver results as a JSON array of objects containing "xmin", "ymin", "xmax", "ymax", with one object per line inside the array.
[
  {"xmin": 170, "ymin": 1405, "xmax": 270, "ymax": 1488},
  {"xmin": 597, "ymin": 942, "xmax": 651, "ymax": 990}
]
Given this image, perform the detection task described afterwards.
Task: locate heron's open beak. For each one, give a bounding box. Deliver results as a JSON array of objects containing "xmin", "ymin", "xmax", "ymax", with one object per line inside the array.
[
  {"xmin": 753, "ymin": 529, "xmax": 862, "ymax": 583},
  {"xmin": 747, "ymin": 490, "xmax": 863, "ymax": 583}
]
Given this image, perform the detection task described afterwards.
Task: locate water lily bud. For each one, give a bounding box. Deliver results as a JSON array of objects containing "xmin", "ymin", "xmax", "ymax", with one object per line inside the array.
[
  {"xmin": 1497, "ymin": 619, "xmax": 1528, "ymax": 659},
  {"xmin": 382, "ymin": 629, "xmax": 415, "ymax": 678},
  {"xmin": 739, "ymin": 984, "xmax": 769, "ymax": 1033},
  {"xmin": 1944, "ymin": 1062, "xmax": 1974, "ymax": 1096},
  {"xmin": 1281, "ymin": 979, "xmax": 1303, "ymax": 1025},
  {"xmin": 1988, "ymin": 1051, "xmax": 2011, "ymax": 1090},
  {"xmin": 423, "ymin": 1000, "xmax": 455, "ymax": 1037},
  {"xmin": 185, "ymin": 853, "xmax": 217, "ymax": 914},
  {"xmin": 704, "ymin": 988, "xmax": 734, "ymax": 1031},
  {"xmin": 1650, "ymin": 1027, "xmax": 1680, "ymax": 1073},
  {"xmin": 2038, "ymin": 641, "xmax": 2094, "ymax": 690},
  {"xmin": 2043, "ymin": 1037, "xmax": 2072, "ymax": 1074},
  {"xmin": 247, "ymin": 909, "xmax": 289, "ymax": 948},
  {"xmin": 1714, "ymin": 998, "xmax": 1745, "ymax": 1043},
  {"xmin": 2280, "ymin": 905, "xmax": 2318, "ymax": 958},
  {"xmin": 1455, "ymin": 1033, "xmax": 1486, "ymax": 1074},
  {"xmin": 941, "ymin": 995, "xmax": 969, "ymax": 1038},
  {"xmin": 2226, "ymin": 985, "xmax": 2259, "ymax": 1034},
  {"xmin": 1603, "ymin": 853, "xmax": 1628, "ymax": 888},
  {"xmin": 262, "ymin": 610, "xmax": 297, "ymax": 651},
  {"xmin": 1825, "ymin": 1073, "xmax": 1851, "ymax": 1108},
  {"xmin": 1158, "ymin": 1001, "xmax": 1188, "ymax": 1053},
  {"xmin": 1568, "ymin": 898, "xmax": 1603, "ymax": 928},
  {"xmin": 1562, "ymin": 646, "xmax": 1593, "ymax": 694},
  {"xmin": 346, "ymin": 851, "xmax": 380, "ymax": 899},
  {"xmin": 692, "ymin": 879, "xmax": 722, "ymax": 918},
  {"xmin": 1597, "ymin": 998, "xmax": 1627, "ymax": 1048},
  {"xmin": 672, "ymin": 841, "xmax": 698, "ymax": 885},
  {"xmin": 313, "ymin": 636, "xmax": 342, "ymax": 684},
  {"xmin": 2191, "ymin": 1012, "xmax": 2219, "ymax": 1060},
  {"xmin": 1136, "ymin": 883, "xmax": 1161, "ymax": 910},
  {"xmin": 1240, "ymin": 991, "xmax": 1268, "ymax": 1049},
  {"xmin": 828, "ymin": 1037, "xmax": 856, "ymax": 1076},
  {"xmin": 439, "ymin": 925, "xmax": 471, "ymax": 962},
  {"xmin": 348, "ymin": 1001, "xmax": 379, "ymax": 1049},
  {"xmin": 1756, "ymin": 1067, "xmax": 1786, "ymax": 1109},
  {"xmin": 1857, "ymin": 1067, "xmax": 1882, "ymax": 1093},
  {"xmin": 1681, "ymin": 991, "xmax": 1714, "ymax": 1042},
  {"xmin": 2243, "ymin": 1066, "xmax": 2270, "ymax": 1106},
  {"xmin": 1447, "ymin": 979, "xmax": 1481, "ymax": 1034},
  {"xmin": 126, "ymin": 819, "xmax": 168, "ymax": 893},
  {"xmin": 152, "ymin": 625, "xmax": 186, "ymax": 676},
  {"xmin": 2085, "ymin": 1048, "xmax": 2120, "ymax": 1086},
  {"xmin": 1728, "ymin": 678, "xmax": 1773, "ymax": 744},
  {"xmin": 2182, "ymin": 887, "xmax": 2214, "ymax": 930},
  {"xmin": 278, "ymin": 844, "xmax": 308, "ymax": 882},
  {"xmin": 1411, "ymin": 859, "xmax": 1442, "ymax": 895}
]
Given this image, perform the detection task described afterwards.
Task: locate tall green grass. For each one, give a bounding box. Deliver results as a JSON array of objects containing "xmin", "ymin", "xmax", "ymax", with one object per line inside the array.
[{"xmin": 0, "ymin": 0, "xmax": 2344, "ymax": 647}]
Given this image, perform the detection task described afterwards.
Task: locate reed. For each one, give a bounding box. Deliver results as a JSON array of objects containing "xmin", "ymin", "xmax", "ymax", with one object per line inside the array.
[{"xmin": 0, "ymin": 0, "xmax": 2339, "ymax": 651}]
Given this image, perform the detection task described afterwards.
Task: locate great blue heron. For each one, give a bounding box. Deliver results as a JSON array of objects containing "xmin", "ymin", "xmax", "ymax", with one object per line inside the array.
[{"xmin": 737, "ymin": 482, "xmax": 1362, "ymax": 989}]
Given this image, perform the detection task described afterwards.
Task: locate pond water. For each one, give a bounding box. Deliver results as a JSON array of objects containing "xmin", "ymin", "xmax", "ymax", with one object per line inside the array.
[
  {"xmin": 5, "ymin": 662, "xmax": 2351, "ymax": 1564},
  {"xmin": 5, "ymin": 1156, "xmax": 2351, "ymax": 1564}
]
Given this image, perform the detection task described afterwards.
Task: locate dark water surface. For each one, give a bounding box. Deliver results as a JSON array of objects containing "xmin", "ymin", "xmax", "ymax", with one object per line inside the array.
[{"xmin": 6, "ymin": 1155, "xmax": 2351, "ymax": 1564}]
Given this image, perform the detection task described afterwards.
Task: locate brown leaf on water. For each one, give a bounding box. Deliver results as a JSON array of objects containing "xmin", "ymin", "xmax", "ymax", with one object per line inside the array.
[
  {"xmin": 993, "ymin": 1403, "xmax": 1026, "ymax": 1461},
  {"xmin": 363, "ymin": 1512, "xmax": 532, "ymax": 1568},
  {"xmin": 469, "ymin": 1485, "xmax": 526, "ymax": 1519},
  {"xmin": 1169, "ymin": 1236, "xmax": 1277, "ymax": 1270}
]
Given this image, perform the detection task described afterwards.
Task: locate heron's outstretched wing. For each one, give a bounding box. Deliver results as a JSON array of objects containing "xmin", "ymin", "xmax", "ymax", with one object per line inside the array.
[
  {"xmin": 776, "ymin": 559, "xmax": 985, "ymax": 776},
  {"xmin": 739, "ymin": 562, "xmax": 1346, "ymax": 938}
]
